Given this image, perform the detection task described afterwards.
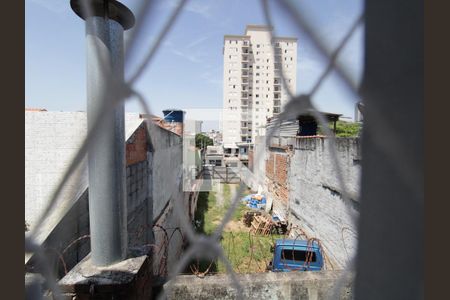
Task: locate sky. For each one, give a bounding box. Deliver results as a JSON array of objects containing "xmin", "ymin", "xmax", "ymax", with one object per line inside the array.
[{"xmin": 26, "ymin": 0, "xmax": 364, "ymax": 130}]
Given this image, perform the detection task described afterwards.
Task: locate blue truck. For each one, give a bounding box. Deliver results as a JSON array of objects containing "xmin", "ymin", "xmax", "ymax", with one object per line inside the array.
[{"xmin": 269, "ymin": 239, "xmax": 324, "ymax": 272}]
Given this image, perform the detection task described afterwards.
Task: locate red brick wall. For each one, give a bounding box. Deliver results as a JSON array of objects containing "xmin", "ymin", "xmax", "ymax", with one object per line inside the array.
[
  {"xmin": 266, "ymin": 153, "xmax": 274, "ymax": 179},
  {"xmin": 248, "ymin": 149, "xmax": 254, "ymax": 171},
  {"xmin": 275, "ymin": 154, "xmax": 288, "ymax": 186},
  {"xmin": 126, "ymin": 125, "xmax": 148, "ymax": 166},
  {"xmin": 265, "ymin": 150, "xmax": 290, "ymax": 205}
]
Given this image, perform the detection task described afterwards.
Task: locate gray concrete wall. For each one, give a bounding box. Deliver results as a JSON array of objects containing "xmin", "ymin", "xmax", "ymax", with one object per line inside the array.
[
  {"xmin": 288, "ymin": 137, "xmax": 361, "ymax": 269},
  {"xmin": 165, "ymin": 271, "xmax": 353, "ymax": 300},
  {"xmin": 28, "ymin": 119, "xmax": 194, "ymax": 279},
  {"xmin": 31, "ymin": 158, "xmax": 152, "ymax": 276},
  {"xmin": 127, "ymin": 159, "xmax": 151, "ymax": 248}
]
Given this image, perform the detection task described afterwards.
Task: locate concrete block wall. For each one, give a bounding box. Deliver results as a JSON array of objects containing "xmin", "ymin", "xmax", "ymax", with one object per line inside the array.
[
  {"xmin": 30, "ymin": 121, "xmax": 153, "ymax": 277},
  {"xmin": 27, "ymin": 117, "xmax": 197, "ymax": 283},
  {"xmin": 127, "ymin": 160, "xmax": 151, "ymax": 248},
  {"xmin": 288, "ymin": 137, "xmax": 361, "ymax": 269},
  {"xmin": 149, "ymin": 123, "xmax": 192, "ymax": 275},
  {"xmin": 27, "ymin": 191, "xmax": 91, "ymax": 277},
  {"xmin": 165, "ymin": 271, "xmax": 353, "ymax": 300}
]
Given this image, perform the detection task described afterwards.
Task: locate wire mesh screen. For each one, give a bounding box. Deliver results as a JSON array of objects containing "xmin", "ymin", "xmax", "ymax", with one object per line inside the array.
[{"xmin": 24, "ymin": 0, "xmax": 398, "ymax": 299}]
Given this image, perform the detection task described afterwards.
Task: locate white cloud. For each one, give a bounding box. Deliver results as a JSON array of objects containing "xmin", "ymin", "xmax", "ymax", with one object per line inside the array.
[
  {"xmin": 186, "ymin": 36, "xmax": 210, "ymax": 49},
  {"xmin": 165, "ymin": 0, "xmax": 213, "ymax": 19},
  {"xmin": 28, "ymin": 0, "xmax": 68, "ymax": 14},
  {"xmin": 170, "ymin": 49, "xmax": 202, "ymax": 63}
]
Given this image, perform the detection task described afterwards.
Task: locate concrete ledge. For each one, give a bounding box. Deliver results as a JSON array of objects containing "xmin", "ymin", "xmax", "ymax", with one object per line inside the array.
[
  {"xmin": 164, "ymin": 271, "xmax": 353, "ymax": 300},
  {"xmin": 59, "ymin": 249, "xmax": 152, "ymax": 299}
]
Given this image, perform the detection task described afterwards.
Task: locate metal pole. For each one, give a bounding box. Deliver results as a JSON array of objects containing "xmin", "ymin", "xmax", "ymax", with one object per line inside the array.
[{"xmin": 70, "ymin": 0, "xmax": 135, "ymax": 266}]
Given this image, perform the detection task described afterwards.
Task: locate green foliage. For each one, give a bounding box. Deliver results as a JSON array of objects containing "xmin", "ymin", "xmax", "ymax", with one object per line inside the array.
[
  {"xmin": 218, "ymin": 232, "xmax": 283, "ymax": 273},
  {"xmin": 319, "ymin": 121, "xmax": 361, "ymax": 137},
  {"xmin": 334, "ymin": 121, "xmax": 361, "ymax": 137},
  {"xmin": 195, "ymin": 133, "xmax": 213, "ymax": 149},
  {"xmin": 192, "ymin": 184, "xmax": 277, "ymax": 273}
]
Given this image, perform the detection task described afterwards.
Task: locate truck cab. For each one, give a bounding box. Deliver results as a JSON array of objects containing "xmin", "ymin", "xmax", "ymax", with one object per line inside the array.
[{"xmin": 270, "ymin": 239, "xmax": 324, "ymax": 272}]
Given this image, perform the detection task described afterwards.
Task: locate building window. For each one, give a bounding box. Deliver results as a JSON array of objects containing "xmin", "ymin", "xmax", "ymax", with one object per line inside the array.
[
  {"xmin": 256, "ymin": 94, "xmax": 259, "ymax": 98},
  {"xmin": 256, "ymin": 66, "xmax": 260, "ymax": 69},
  {"xmin": 233, "ymin": 85, "xmax": 236, "ymax": 88},
  {"xmin": 256, "ymin": 101, "xmax": 259, "ymax": 104},
  {"xmin": 256, "ymin": 73, "xmax": 260, "ymax": 76},
  {"xmin": 256, "ymin": 80, "xmax": 259, "ymax": 83},
  {"xmin": 267, "ymin": 59, "xmax": 270, "ymax": 63},
  {"xmin": 257, "ymin": 44, "xmax": 260, "ymax": 48}
]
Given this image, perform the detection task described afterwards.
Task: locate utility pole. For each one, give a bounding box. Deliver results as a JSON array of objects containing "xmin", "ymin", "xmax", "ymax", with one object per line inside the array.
[{"xmin": 70, "ymin": 0, "xmax": 135, "ymax": 266}]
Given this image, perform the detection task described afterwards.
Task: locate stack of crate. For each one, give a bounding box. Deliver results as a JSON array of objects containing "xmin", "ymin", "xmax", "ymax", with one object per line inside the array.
[{"xmin": 250, "ymin": 215, "xmax": 273, "ymax": 235}]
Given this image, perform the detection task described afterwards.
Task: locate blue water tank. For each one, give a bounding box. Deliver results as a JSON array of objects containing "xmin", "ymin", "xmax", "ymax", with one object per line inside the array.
[{"xmin": 162, "ymin": 109, "xmax": 185, "ymax": 123}]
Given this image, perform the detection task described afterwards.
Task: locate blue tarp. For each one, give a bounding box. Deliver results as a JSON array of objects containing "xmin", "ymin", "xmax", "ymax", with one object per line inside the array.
[{"xmin": 241, "ymin": 194, "xmax": 266, "ymax": 210}]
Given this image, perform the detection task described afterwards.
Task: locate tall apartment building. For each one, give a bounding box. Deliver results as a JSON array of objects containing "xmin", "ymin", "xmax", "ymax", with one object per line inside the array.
[{"xmin": 222, "ymin": 25, "xmax": 297, "ymax": 153}]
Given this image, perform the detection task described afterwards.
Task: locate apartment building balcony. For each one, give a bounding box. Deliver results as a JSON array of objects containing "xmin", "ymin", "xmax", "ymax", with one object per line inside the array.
[
  {"xmin": 273, "ymin": 107, "xmax": 281, "ymax": 114},
  {"xmin": 273, "ymin": 100, "xmax": 281, "ymax": 106},
  {"xmin": 242, "ymin": 70, "xmax": 249, "ymax": 77},
  {"xmin": 241, "ymin": 93, "xmax": 248, "ymax": 99},
  {"xmin": 274, "ymin": 86, "xmax": 281, "ymax": 92},
  {"xmin": 274, "ymin": 91, "xmax": 281, "ymax": 99},
  {"xmin": 242, "ymin": 63, "xmax": 249, "ymax": 69},
  {"xmin": 242, "ymin": 54, "xmax": 249, "ymax": 62},
  {"xmin": 274, "ymin": 78, "xmax": 281, "ymax": 85}
]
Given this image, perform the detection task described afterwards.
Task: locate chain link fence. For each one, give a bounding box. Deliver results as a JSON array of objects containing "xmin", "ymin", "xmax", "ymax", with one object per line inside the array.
[{"xmin": 25, "ymin": 0, "xmax": 423, "ymax": 299}]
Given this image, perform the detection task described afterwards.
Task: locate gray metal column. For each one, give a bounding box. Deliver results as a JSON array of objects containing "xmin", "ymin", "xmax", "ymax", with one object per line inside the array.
[{"xmin": 71, "ymin": 0, "xmax": 135, "ymax": 266}]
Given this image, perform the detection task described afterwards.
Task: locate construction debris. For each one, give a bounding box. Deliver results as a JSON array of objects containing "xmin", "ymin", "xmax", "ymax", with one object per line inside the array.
[
  {"xmin": 241, "ymin": 193, "xmax": 267, "ymax": 210},
  {"xmin": 250, "ymin": 215, "xmax": 273, "ymax": 235},
  {"xmin": 243, "ymin": 211, "xmax": 262, "ymax": 227}
]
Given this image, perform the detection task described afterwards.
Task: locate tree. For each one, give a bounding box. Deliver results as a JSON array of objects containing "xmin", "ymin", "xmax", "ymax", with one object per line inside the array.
[
  {"xmin": 195, "ymin": 133, "xmax": 213, "ymax": 149},
  {"xmin": 318, "ymin": 121, "xmax": 362, "ymax": 137}
]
